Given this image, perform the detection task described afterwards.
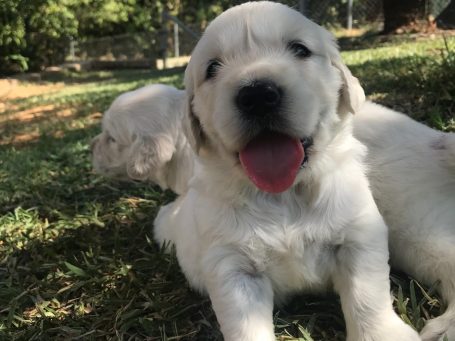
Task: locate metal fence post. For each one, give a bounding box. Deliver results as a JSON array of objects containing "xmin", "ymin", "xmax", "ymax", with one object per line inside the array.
[
  {"xmin": 299, "ymin": 0, "xmax": 306, "ymax": 15},
  {"xmin": 160, "ymin": 10, "xmax": 169, "ymax": 69},
  {"xmin": 174, "ymin": 23, "xmax": 179, "ymax": 58},
  {"xmin": 347, "ymin": 0, "xmax": 353, "ymax": 30},
  {"xmin": 69, "ymin": 39, "xmax": 76, "ymax": 62}
]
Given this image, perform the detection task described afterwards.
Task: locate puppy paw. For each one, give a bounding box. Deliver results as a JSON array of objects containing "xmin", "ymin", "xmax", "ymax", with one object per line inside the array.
[{"xmin": 420, "ymin": 315, "xmax": 455, "ymax": 341}]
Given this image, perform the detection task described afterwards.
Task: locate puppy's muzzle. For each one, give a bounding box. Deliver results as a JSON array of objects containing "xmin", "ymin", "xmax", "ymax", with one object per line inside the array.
[{"xmin": 236, "ymin": 80, "xmax": 282, "ymax": 120}]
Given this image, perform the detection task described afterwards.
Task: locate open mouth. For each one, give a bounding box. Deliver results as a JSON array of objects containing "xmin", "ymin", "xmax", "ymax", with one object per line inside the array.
[{"xmin": 238, "ymin": 131, "xmax": 313, "ymax": 193}]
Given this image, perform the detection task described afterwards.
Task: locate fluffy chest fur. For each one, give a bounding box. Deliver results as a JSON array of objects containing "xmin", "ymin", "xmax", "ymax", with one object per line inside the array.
[{"xmin": 189, "ymin": 168, "xmax": 367, "ymax": 296}]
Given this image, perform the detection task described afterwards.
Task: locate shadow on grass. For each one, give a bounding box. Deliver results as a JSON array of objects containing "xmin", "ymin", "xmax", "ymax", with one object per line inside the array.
[
  {"xmin": 0, "ymin": 197, "xmax": 221, "ymax": 340},
  {"xmin": 0, "ymin": 121, "xmax": 222, "ymax": 339}
]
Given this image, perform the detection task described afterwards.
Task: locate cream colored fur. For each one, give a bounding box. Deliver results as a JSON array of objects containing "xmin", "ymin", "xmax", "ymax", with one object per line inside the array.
[
  {"xmin": 91, "ymin": 84, "xmax": 193, "ymax": 194},
  {"xmin": 154, "ymin": 2, "xmax": 419, "ymax": 341}
]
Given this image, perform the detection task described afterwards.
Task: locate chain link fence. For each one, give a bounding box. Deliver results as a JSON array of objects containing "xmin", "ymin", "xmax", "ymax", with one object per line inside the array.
[
  {"xmin": 67, "ymin": 32, "xmax": 158, "ymax": 69},
  {"xmin": 67, "ymin": 0, "xmax": 452, "ymax": 70},
  {"xmin": 302, "ymin": 0, "xmax": 450, "ymax": 30}
]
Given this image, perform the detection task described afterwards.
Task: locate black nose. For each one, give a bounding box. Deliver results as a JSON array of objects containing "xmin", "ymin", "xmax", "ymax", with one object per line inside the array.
[{"xmin": 236, "ymin": 80, "xmax": 282, "ymax": 117}]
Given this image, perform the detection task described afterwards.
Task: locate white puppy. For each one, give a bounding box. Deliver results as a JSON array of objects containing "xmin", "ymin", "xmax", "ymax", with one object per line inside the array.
[
  {"xmin": 117, "ymin": 91, "xmax": 455, "ymax": 338},
  {"xmin": 97, "ymin": 88, "xmax": 455, "ymax": 339},
  {"xmin": 154, "ymin": 2, "xmax": 420, "ymax": 341},
  {"xmin": 91, "ymin": 84, "xmax": 193, "ymax": 194},
  {"xmin": 354, "ymin": 102, "xmax": 455, "ymax": 341}
]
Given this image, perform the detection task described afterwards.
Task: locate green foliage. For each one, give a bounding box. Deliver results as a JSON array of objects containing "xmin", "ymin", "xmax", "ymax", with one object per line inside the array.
[
  {"xmin": 0, "ymin": 0, "xmax": 78, "ymax": 73},
  {"xmin": 0, "ymin": 0, "xmax": 307, "ymax": 74},
  {"xmin": 0, "ymin": 0, "xmax": 27, "ymax": 72},
  {"xmin": 74, "ymin": 0, "xmax": 162, "ymax": 38},
  {"xmin": 25, "ymin": 0, "xmax": 79, "ymax": 70},
  {"xmin": 0, "ymin": 0, "xmax": 163, "ymax": 74}
]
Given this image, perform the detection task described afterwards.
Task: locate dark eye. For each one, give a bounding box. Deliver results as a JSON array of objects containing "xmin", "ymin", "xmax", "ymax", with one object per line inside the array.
[
  {"xmin": 107, "ymin": 135, "xmax": 116, "ymax": 143},
  {"xmin": 206, "ymin": 59, "xmax": 222, "ymax": 80},
  {"xmin": 288, "ymin": 41, "xmax": 312, "ymax": 58}
]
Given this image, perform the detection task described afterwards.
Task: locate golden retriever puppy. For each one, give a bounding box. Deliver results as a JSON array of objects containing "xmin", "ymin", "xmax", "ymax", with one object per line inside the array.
[
  {"xmin": 113, "ymin": 92, "xmax": 454, "ymax": 340},
  {"xmin": 91, "ymin": 84, "xmax": 193, "ymax": 194},
  {"xmin": 154, "ymin": 2, "xmax": 420, "ymax": 341}
]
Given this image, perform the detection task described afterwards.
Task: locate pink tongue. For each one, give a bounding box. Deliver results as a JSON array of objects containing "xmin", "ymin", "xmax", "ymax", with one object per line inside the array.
[{"xmin": 239, "ymin": 131, "xmax": 304, "ymax": 193}]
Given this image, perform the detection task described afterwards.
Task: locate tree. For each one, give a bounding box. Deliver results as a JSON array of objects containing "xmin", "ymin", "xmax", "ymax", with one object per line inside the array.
[
  {"xmin": 0, "ymin": 0, "xmax": 162, "ymax": 74},
  {"xmin": 24, "ymin": 0, "xmax": 78, "ymax": 70},
  {"xmin": 0, "ymin": 1, "xmax": 30, "ymax": 73},
  {"xmin": 436, "ymin": 0, "xmax": 455, "ymax": 29},
  {"xmin": 382, "ymin": 0, "xmax": 427, "ymax": 34}
]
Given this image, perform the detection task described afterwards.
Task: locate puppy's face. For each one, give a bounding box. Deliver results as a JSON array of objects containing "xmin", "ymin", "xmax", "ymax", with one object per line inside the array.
[
  {"xmin": 185, "ymin": 1, "xmax": 364, "ymax": 193},
  {"xmin": 91, "ymin": 111, "xmax": 133, "ymax": 179}
]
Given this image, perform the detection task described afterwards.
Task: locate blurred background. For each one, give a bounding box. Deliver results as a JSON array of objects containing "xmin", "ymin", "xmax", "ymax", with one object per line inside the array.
[{"xmin": 1, "ymin": 0, "xmax": 454, "ymax": 74}]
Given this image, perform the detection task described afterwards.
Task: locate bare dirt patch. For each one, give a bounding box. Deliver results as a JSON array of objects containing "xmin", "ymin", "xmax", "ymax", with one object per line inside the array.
[
  {"xmin": 0, "ymin": 105, "xmax": 74, "ymax": 125},
  {"xmin": 0, "ymin": 79, "xmax": 64, "ymax": 100}
]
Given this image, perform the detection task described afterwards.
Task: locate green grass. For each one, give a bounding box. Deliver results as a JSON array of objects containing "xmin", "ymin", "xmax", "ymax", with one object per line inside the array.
[
  {"xmin": 0, "ymin": 35, "xmax": 454, "ymax": 340},
  {"xmin": 342, "ymin": 35, "xmax": 455, "ymax": 131}
]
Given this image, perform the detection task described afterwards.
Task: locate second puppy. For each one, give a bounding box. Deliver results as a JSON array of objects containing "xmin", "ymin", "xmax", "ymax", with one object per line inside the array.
[{"xmin": 91, "ymin": 84, "xmax": 192, "ymax": 194}]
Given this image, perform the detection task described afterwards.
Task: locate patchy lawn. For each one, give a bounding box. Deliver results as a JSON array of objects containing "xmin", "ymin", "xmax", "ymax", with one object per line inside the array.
[{"xmin": 0, "ymin": 34, "xmax": 454, "ymax": 340}]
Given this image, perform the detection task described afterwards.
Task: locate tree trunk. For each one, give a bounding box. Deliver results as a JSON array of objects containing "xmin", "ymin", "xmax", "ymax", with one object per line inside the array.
[
  {"xmin": 382, "ymin": 0, "xmax": 426, "ymax": 34},
  {"xmin": 436, "ymin": 0, "xmax": 455, "ymax": 29}
]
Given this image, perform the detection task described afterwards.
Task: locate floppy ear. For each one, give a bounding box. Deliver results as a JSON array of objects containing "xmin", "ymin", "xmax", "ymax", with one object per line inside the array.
[
  {"xmin": 126, "ymin": 134, "xmax": 175, "ymax": 181},
  {"xmin": 331, "ymin": 57, "xmax": 365, "ymax": 116},
  {"xmin": 182, "ymin": 93, "xmax": 205, "ymax": 154}
]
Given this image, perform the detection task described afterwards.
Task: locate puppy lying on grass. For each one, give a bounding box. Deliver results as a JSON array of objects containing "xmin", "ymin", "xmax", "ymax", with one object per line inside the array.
[
  {"xmin": 91, "ymin": 25, "xmax": 455, "ymax": 341},
  {"xmin": 154, "ymin": 2, "xmax": 419, "ymax": 340},
  {"xmin": 91, "ymin": 72, "xmax": 455, "ymax": 341},
  {"xmin": 91, "ymin": 81, "xmax": 455, "ymax": 341}
]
